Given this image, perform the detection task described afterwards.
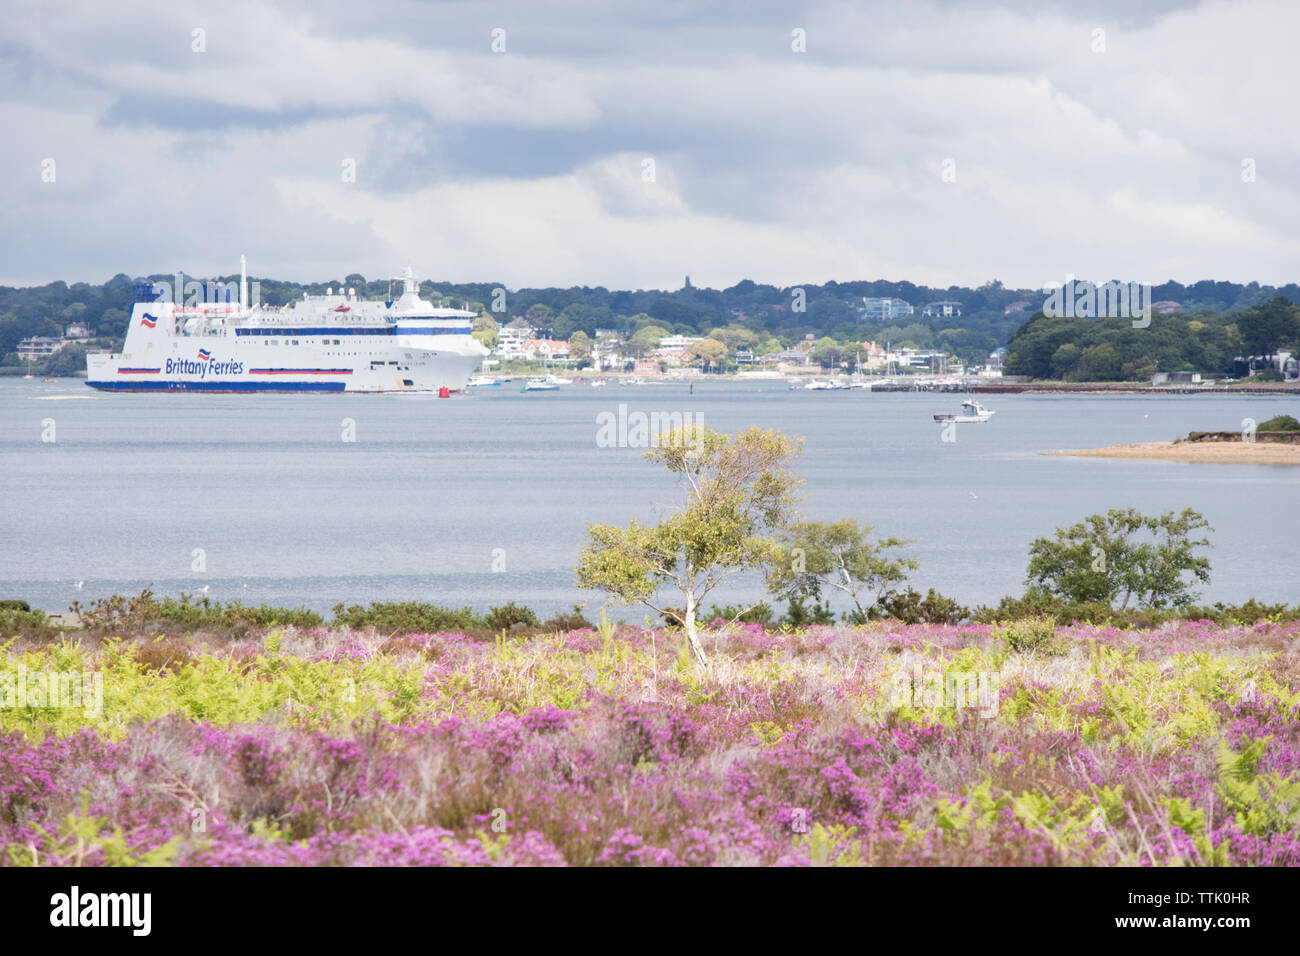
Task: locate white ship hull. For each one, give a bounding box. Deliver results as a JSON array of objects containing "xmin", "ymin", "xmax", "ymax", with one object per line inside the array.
[
  {"xmin": 87, "ymin": 264, "xmax": 488, "ymax": 394},
  {"xmin": 87, "ymin": 344, "xmax": 485, "ymax": 393}
]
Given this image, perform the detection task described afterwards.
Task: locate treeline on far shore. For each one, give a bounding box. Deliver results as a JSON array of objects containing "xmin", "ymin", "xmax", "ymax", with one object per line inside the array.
[
  {"xmin": 3, "ymin": 590, "xmax": 1299, "ymax": 642},
  {"xmin": 1004, "ymin": 296, "xmax": 1299, "ymax": 381}
]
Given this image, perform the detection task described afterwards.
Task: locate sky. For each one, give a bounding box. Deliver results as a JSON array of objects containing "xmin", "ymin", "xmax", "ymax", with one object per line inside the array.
[{"xmin": 3, "ymin": 0, "xmax": 1298, "ymax": 291}]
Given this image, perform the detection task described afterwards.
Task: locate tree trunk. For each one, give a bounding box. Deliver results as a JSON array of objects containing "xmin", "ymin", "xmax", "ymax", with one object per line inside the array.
[{"xmin": 683, "ymin": 591, "xmax": 708, "ymax": 664}]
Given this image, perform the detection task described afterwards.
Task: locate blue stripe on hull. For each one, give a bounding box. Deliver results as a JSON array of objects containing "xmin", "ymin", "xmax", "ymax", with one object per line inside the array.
[{"xmin": 87, "ymin": 380, "xmax": 347, "ymax": 392}]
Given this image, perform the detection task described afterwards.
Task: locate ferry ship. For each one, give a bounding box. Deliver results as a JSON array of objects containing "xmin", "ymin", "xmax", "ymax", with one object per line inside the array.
[{"xmin": 86, "ymin": 259, "xmax": 488, "ymax": 393}]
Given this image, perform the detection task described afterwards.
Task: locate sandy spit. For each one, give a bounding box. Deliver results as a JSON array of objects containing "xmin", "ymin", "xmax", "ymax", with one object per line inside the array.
[{"xmin": 1051, "ymin": 441, "xmax": 1300, "ymax": 465}]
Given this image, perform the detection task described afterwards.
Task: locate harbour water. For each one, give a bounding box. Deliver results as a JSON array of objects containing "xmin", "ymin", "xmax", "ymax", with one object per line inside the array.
[{"xmin": 2, "ymin": 377, "xmax": 1297, "ymax": 616}]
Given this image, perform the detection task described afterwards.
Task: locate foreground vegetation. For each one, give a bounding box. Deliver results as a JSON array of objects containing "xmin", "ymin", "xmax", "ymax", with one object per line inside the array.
[
  {"xmin": 4, "ymin": 427, "xmax": 1292, "ymax": 866},
  {"xmin": 1, "ymin": 616, "xmax": 1296, "ymax": 866}
]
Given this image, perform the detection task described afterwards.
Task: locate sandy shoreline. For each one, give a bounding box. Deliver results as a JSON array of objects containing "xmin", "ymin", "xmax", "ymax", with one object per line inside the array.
[{"xmin": 1052, "ymin": 441, "xmax": 1300, "ymax": 465}]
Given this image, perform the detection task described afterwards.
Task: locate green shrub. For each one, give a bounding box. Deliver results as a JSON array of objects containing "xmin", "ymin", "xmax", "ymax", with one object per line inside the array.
[
  {"xmin": 781, "ymin": 597, "xmax": 835, "ymax": 627},
  {"xmin": 707, "ymin": 603, "xmax": 775, "ymax": 625},
  {"xmin": 542, "ymin": 606, "xmax": 595, "ymax": 631},
  {"xmin": 869, "ymin": 588, "xmax": 969, "ymax": 625},
  {"xmin": 220, "ymin": 602, "xmax": 323, "ymax": 629},
  {"xmin": 331, "ymin": 601, "xmax": 483, "ymax": 633},
  {"xmin": 1183, "ymin": 599, "xmax": 1300, "ymax": 626},
  {"xmin": 996, "ymin": 616, "xmax": 1065, "ymax": 655},
  {"xmin": 1258, "ymin": 415, "xmax": 1300, "ymax": 432},
  {"xmin": 972, "ymin": 589, "xmax": 1065, "ymax": 624},
  {"xmin": 973, "ymin": 591, "xmax": 1300, "ymax": 628},
  {"xmin": 0, "ymin": 605, "xmax": 48, "ymax": 632},
  {"xmin": 483, "ymin": 603, "xmax": 540, "ymax": 631},
  {"xmin": 0, "ymin": 599, "xmax": 31, "ymax": 612},
  {"xmin": 69, "ymin": 590, "xmax": 322, "ymax": 633}
]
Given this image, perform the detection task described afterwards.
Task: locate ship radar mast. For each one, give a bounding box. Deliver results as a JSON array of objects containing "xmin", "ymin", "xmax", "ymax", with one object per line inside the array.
[{"xmin": 388, "ymin": 267, "xmax": 420, "ymax": 306}]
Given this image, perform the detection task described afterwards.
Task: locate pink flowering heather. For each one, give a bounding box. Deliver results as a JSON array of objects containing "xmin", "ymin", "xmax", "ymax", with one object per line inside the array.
[{"xmin": 1, "ymin": 620, "xmax": 1296, "ymax": 866}]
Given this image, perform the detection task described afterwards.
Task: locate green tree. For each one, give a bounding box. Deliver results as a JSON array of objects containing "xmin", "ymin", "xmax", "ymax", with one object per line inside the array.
[
  {"xmin": 575, "ymin": 426, "xmax": 803, "ymax": 663},
  {"xmin": 1024, "ymin": 508, "xmax": 1212, "ymax": 609},
  {"xmin": 0, "ymin": 314, "xmax": 25, "ymax": 356},
  {"xmin": 628, "ymin": 325, "xmax": 671, "ymax": 357},
  {"xmin": 711, "ymin": 325, "xmax": 759, "ymax": 351},
  {"xmin": 472, "ymin": 313, "xmax": 499, "ymax": 350},
  {"xmin": 568, "ymin": 329, "xmax": 591, "ymax": 360},
  {"xmin": 810, "ymin": 336, "xmax": 841, "ymax": 369},
  {"xmin": 767, "ymin": 519, "xmax": 916, "ymax": 623},
  {"xmin": 1081, "ymin": 342, "xmax": 1122, "ymax": 381},
  {"xmin": 97, "ymin": 308, "xmax": 130, "ymax": 342},
  {"xmin": 897, "ymin": 323, "xmax": 935, "ymax": 349},
  {"xmin": 61, "ymin": 302, "xmax": 88, "ymax": 327},
  {"xmin": 44, "ymin": 343, "xmax": 87, "ymax": 376},
  {"xmin": 1238, "ymin": 296, "xmax": 1299, "ymax": 363},
  {"xmin": 688, "ymin": 337, "xmax": 727, "ymax": 368},
  {"xmin": 1050, "ymin": 343, "xmax": 1081, "ymax": 379},
  {"xmin": 1122, "ymin": 356, "xmax": 1158, "ymax": 381},
  {"xmin": 525, "ymin": 303, "xmax": 553, "ymax": 328}
]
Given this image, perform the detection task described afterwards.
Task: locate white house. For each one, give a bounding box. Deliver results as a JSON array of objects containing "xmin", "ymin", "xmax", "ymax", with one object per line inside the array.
[{"xmin": 17, "ymin": 337, "xmax": 65, "ymax": 360}]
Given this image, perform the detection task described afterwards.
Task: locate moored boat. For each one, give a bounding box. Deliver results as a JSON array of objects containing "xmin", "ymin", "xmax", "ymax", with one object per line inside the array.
[{"xmin": 934, "ymin": 399, "xmax": 995, "ymax": 423}]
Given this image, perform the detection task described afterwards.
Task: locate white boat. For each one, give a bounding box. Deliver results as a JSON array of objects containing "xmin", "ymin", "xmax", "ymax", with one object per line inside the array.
[
  {"xmin": 543, "ymin": 373, "xmax": 573, "ymax": 386},
  {"xmin": 86, "ymin": 259, "xmax": 488, "ymax": 393},
  {"xmin": 589, "ymin": 378, "xmax": 607, "ymax": 387},
  {"xmin": 522, "ymin": 377, "xmax": 559, "ymax": 391},
  {"xmin": 466, "ymin": 375, "xmax": 499, "ymax": 387},
  {"xmin": 934, "ymin": 399, "xmax": 995, "ymax": 423}
]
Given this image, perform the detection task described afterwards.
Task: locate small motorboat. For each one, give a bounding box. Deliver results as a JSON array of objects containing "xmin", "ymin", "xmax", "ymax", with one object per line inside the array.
[
  {"xmin": 522, "ymin": 377, "xmax": 559, "ymax": 391},
  {"xmin": 466, "ymin": 375, "xmax": 499, "ymax": 387},
  {"xmin": 590, "ymin": 378, "xmax": 607, "ymax": 387},
  {"xmin": 934, "ymin": 399, "xmax": 995, "ymax": 423}
]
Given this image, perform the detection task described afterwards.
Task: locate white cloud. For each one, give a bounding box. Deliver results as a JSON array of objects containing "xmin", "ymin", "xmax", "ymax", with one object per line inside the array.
[{"xmin": 1, "ymin": 0, "xmax": 1297, "ymax": 288}]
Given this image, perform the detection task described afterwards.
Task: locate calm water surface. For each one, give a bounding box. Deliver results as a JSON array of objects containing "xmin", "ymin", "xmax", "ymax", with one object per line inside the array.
[{"xmin": 2, "ymin": 377, "xmax": 1297, "ymax": 616}]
